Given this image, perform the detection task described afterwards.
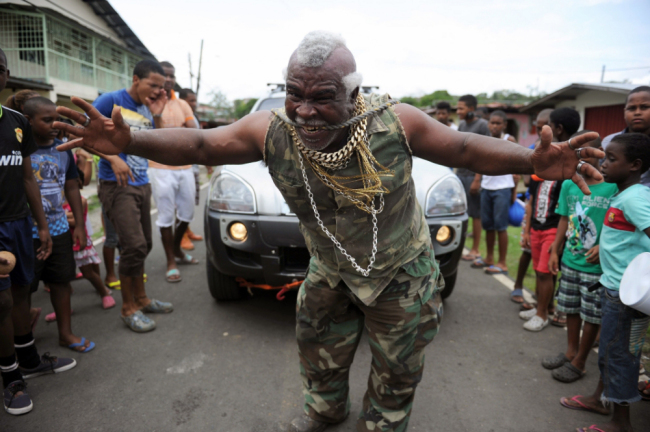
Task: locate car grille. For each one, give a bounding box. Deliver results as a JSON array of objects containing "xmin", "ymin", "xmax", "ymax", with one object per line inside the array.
[{"xmin": 282, "ymin": 247, "xmax": 310, "ymax": 271}]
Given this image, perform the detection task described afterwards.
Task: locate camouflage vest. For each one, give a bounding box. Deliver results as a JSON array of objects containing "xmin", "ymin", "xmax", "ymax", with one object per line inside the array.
[{"xmin": 265, "ymin": 93, "xmax": 437, "ymax": 305}]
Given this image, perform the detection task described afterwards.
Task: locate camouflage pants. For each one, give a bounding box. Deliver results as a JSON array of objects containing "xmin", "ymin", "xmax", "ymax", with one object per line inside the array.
[{"xmin": 296, "ymin": 269, "xmax": 443, "ymax": 432}]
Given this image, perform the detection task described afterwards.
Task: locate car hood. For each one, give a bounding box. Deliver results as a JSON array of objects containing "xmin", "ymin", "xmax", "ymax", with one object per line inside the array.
[{"xmin": 220, "ymin": 158, "xmax": 455, "ymax": 216}]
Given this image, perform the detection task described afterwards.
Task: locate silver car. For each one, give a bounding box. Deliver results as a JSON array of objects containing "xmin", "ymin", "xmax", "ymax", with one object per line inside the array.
[{"xmin": 204, "ymin": 85, "xmax": 468, "ymax": 301}]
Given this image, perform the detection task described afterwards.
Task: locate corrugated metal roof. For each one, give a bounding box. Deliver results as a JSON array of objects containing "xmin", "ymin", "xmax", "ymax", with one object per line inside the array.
[{"xmin": 520, "ymin": 82, "xmax": 635, "ymax": 113}]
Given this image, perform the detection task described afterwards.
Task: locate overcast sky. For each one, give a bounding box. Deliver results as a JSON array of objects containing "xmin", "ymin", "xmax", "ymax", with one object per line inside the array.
[{"xmin": 110, "ymin": 0, "xmax": 650, "ymax": 103}]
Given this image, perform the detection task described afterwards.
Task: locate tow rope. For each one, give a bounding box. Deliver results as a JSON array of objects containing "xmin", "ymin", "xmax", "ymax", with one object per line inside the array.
[{"xmin": 235, "ymin": 277, "xmax": 303, "ymax": 301}]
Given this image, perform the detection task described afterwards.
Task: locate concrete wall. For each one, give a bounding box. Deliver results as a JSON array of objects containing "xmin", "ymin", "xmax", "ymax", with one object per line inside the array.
[
  {"xmin": 4, "ymin": 0, "xmax": 127, "ymax": 48},
  {"xmin": 556, "ymin": 90, "xmax": 628, "ymax": 130}
]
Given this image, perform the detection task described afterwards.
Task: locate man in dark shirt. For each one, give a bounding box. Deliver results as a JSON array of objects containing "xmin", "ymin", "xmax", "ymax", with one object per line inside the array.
[
  {"xmin": 456, "ymin": 94, "xmax": 491, "ymax": 261},
  {"xmin": 0, "ymin": 48, "xmax": 65, "ymax": 416}
]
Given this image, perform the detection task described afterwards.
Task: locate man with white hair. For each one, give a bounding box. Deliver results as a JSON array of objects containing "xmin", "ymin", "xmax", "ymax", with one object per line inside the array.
[{"xmin": 55, "ymin": 31, "xmax": 604, "ymax": 432}]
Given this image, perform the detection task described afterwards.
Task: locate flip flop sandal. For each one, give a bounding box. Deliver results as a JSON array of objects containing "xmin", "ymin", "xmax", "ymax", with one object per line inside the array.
[
  {"xmin": 470, "ymin": 258, "xmax": 490, "ymax": 268},
  {"xmin": 484, "ymin": 265, "xmax": 508, "ymax": 275},
  {"xmin": 560, "ymin": 396, "xmax": 609, "ymax": 415},
  {"xmin": 638, "ymin": 380, "xmax": 650, "ymax": 401},
  {"xmin": 175, "ymin": 254, "xmax": 199, "ymax": 265},
  {"xmin": 461, "ymin": 253, "xmax": 480, "ymax": 261},
  {"xmin": 166, "ymin": 269, "xmax": 182, "ymax": 283},
  {"xmin": 510, "ymin": 289, "xmax": 524, "ymax": 304},
  {"xmin": 542, "ymin": 352, "xmax": 570, "ymax": 370},
  {"xmin": 551, "ymin": 312, "xmax": 567, "ymax": 327},
  {"xmin": 576, "ymin": 425, "xmax": 608, "ymax": 432},
  {"xmin": 65, "ymin": 337, "xmax": 95, "ymax": 353},
  {"xmin": 552, "ymin": 362, "xmax": 585, "ymax": 383},
  {"xmin": 105, "ymin": 280, "xmax": 121, "ymax": 290}
]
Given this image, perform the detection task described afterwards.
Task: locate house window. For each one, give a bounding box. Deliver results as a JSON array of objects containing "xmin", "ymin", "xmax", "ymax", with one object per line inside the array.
[{"xmin": 17, "ymin": 16, "xmax": 45, "ymax": 65}]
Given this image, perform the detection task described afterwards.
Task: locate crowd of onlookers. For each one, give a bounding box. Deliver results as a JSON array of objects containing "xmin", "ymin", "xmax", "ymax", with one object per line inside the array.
[
  {"xmin": 2, "ymin": 45, "xmax": 650, "ymax": 431},
  {"xmin": 0, "ymin": 52, "xmax": 208, "ymax": 415},
  {"xmin": 439, "ymin": 88, "xmax": 650, "ymax": 431}
]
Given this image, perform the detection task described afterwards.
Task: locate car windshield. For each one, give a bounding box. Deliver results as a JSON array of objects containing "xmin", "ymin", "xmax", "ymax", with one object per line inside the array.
[{"xmin": 257, "ymin": 97, "xmax": 286, "ymax": 111}]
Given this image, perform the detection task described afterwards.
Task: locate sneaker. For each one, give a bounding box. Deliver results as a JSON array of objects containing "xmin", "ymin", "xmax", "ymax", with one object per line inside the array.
[
  {"xmin": 20, "ymin": 353, "xmax": 77, "ymax": 379},
  {"xmin": 122, "ymin": 310, "xmax": 156, "ymax": 333},
  {"xmin": 523, "ymin": 315, "xmax": 549, "ymax": 332},
  {"xmin": 141, "ymin": 299, "xmax": 173, "ymax": 314},
  {"xmin": 3, "ymin": 380, "xmax": 33, "ymax": 415},
  {"xmin": 519, "ymin": 308, "xmax": 537, "ymax": 320}
]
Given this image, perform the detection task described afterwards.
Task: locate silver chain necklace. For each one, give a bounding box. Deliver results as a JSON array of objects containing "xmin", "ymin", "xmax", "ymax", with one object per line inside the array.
[{"xmin": 297, "ymin": 151, "xmax": 383, "ymax": 277}]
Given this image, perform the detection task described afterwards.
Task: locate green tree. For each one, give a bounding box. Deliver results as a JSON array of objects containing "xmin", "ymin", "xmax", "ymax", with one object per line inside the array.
[
  {"xmin": 234, "ymin": 98, "xmax": 258, "ymax": 119},
  {"xmin": 400, "ymin": 96, "xmax": 420, "ymax": 106},
  {"xmin": 207, "ymin": 89, "xmax": 234, "ymax": 118}
]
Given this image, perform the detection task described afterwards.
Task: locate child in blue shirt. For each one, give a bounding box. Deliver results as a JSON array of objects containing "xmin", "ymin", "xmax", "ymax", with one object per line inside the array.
[
  {"xmin": 23, "ymin": 97, "xmax": 95, "ymax": 354},
  {"xmin": 571, "ymin": 133, "xmax": 650, "ymax": 432}
]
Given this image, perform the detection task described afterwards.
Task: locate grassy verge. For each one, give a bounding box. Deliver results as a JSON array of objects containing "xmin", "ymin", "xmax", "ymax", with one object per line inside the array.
[
  {"xmin": 91, "ymin": 227, "xmax": 104, "ymax": 241},
  {"xmin": 471, "ymin": 224, "xmax": 536, "ymax": 291},
  {"xmin": 87, "ymin": 194, "xmax": 101, "ymax": 213}
]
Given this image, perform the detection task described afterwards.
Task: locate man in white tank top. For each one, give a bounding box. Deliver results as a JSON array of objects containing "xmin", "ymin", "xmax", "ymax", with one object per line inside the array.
[{"xmin": 472, "ymin": 110, "xmax": 518, "ymax": 275}]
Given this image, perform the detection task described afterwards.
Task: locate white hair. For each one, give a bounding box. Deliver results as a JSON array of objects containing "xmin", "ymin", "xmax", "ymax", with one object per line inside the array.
[
  {"xmin": 342, "ymin": 72, "xmax": 363, "ymax": 97},
  {"xmin": 286, "ymin": 31, "xmax": 363, "ymax": 97},
  {"xmin": 296, "ymin": 30, "xmax": 346, "ymax": 67}
]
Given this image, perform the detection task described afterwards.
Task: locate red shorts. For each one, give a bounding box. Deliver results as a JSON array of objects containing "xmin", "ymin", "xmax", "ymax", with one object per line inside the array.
[{"xmin": 530, "ymin": 228, "xmax": 557, "ymax": 274}]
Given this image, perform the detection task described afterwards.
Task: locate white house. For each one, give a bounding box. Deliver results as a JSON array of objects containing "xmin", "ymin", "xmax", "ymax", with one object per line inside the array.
[{"xmin": 0, "ymin": 0, "xmax": 155, "ymax": 111}]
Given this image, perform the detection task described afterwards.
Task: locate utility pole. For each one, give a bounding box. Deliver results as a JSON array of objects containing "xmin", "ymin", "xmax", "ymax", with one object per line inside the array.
[
  {"xmin": 601, "ymin": 65, "xmax": 605, "ymax": 83},
  {"xmin": 196, "ymin": 39, "xmax": 204, "ymax": 99},
  {"xmin": 188, "ymin": 53, "xmax": 194, "ymax": 90}
]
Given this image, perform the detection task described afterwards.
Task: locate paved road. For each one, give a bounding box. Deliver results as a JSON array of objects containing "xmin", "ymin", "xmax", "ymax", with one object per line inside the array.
[{"xmin": 2, "ymin": 188, "xmax": 649, "ymax": 432}]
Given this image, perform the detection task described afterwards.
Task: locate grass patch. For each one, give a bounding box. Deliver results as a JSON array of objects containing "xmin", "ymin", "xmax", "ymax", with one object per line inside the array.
[
  {"xmin": 91, "ymin": 227, "xmax": 104, "ymax": 241},
  {"xmin": 86, "ymin": 194, "xmax": 101, "ymax": 213},
  {"xmin": 471, "ymin": 223, "xmax": 537, "ymax": 291}
]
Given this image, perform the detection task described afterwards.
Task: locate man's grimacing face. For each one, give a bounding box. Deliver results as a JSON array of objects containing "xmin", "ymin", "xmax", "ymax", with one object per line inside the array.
[{"xmin": 284, "ymin": 50, "xmax": 357, "ymax": 151}]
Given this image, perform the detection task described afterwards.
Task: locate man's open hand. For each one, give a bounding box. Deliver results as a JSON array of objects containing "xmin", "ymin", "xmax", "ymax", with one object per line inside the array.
[
  {"xmin": 531, "ymin": 126, "xmax": 605, "ymax": 195},
  {"xmin": 54, "ymin": 96, "xmax": 132, "ymax": 155}
]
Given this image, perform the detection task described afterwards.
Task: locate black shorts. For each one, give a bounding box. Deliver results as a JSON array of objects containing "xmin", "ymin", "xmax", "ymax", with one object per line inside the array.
[
  {"xmin": 31, "ymin": 232, "xmax": 76, "ymax": 292},
  {"xmin": 0, "ymin": 217, "xmax": 35, "ymax": 291}
]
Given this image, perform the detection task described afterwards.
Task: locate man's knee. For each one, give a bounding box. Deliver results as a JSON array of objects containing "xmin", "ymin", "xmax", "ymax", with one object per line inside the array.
[{"xmin": 0, "ymin": 290, "xmax": 13, "ymax": 321}]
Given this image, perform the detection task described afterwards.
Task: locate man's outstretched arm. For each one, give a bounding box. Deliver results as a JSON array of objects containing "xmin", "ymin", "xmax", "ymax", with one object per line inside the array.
[
  {"xmin": 395, "ymin": 104, "xmax": 604, "ymax": 195},
  {"xmin": 54, "ymin": 97, "xmax": 268, "ymax": 167}
]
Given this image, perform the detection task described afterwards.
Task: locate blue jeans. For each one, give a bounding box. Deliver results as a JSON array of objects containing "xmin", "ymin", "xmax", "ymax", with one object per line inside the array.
[
  {"xmin": 598, "ymin": 288, "xmax": 650, "ymax": 404},
  {"xmin": 480, "ymin": 188, "xmax": 511, "ymax": 232}
]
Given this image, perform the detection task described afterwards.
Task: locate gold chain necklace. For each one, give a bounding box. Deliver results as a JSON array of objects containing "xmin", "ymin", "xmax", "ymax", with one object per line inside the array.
[{"xmin": 286, "ymin": 94, "xmax": 393, "ymax": 213}]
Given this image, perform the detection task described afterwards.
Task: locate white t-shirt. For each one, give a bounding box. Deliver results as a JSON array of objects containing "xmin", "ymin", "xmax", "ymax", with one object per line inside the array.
[{"xmin": 481, "ymin": 134, "xmax": 516, "ymax": 190}]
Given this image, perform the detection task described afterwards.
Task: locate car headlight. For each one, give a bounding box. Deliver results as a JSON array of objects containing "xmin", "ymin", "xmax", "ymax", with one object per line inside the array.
[
  {"xmin": 209, "ymin": 172, "xmax": 256, "ymax": 214},
  {"xmin": 425, "ymin": 175, "xmax": 467, "ymax": 217}
]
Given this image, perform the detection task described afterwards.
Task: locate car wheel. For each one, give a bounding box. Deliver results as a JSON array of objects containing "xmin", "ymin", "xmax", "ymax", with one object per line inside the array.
[
  {"xmin": 440, "ymin": 271, "xmax": 457, "ymax": 300},
  {"xmin": 206, "ymin": 260, "xmax": 243, "ymax": 301}
]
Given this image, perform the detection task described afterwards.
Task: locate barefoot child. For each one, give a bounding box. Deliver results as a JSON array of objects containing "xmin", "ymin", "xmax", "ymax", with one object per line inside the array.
[
  {"xmin": 571, "ymin": 133, "xmax": 650, "ymax": 432},
  {"xmin": 23, "ymin": 96, "xmax": 95, "ymax": 353},
  {"xmin": 544, "ymin": 131, "xmax": 617, "ymax": 383}
]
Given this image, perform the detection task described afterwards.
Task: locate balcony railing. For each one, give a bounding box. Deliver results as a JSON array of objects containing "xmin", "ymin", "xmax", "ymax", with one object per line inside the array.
[{"xmin": 0, "ymin": 8, "xmax": 142, "ymax": 94}]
